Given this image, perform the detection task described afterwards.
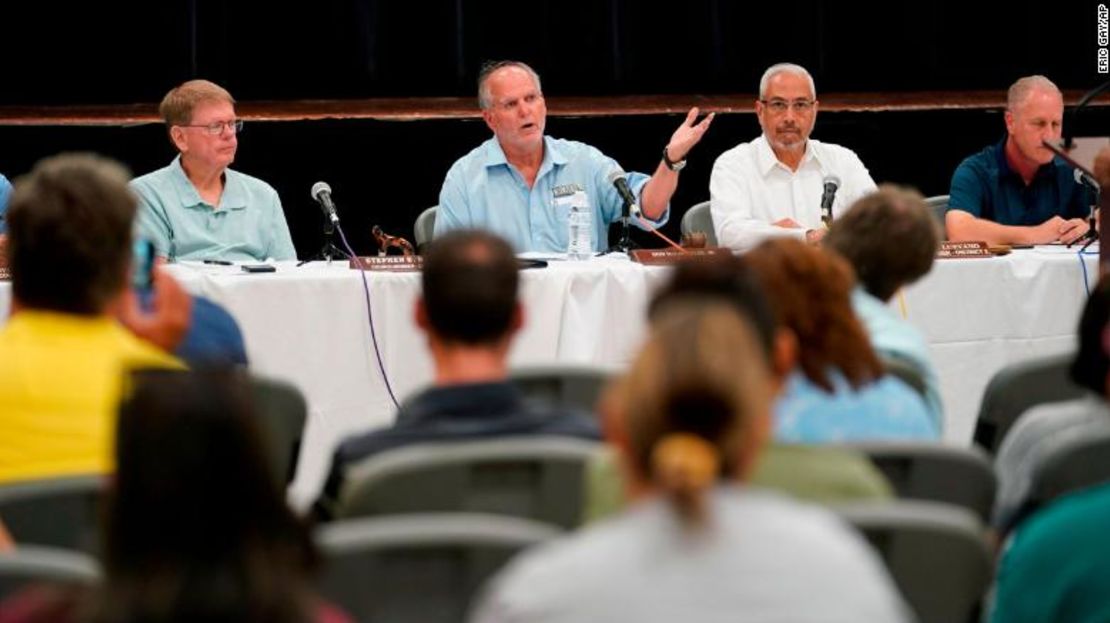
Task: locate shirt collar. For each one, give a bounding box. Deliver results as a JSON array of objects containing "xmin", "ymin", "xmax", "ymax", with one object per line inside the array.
[
  {"xmin": 994, "ymin": 137, "xmax": 1056, "ymax": 183},
  {"xmin": 483, "ymin": 136, "xmax": 568, "ymax": 173},
  {"xmin": 170, "ymin": 156, "xmax": 247, "ymax": 211},
  {"xmin": 755, "ymin": 134, "xmax": 819, "ymax": 176}
]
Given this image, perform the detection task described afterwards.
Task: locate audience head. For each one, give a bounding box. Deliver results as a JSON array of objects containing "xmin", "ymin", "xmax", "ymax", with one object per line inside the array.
[
  {"xmin": 743, "ymin": 238, "xmax": 883, "ymax": 392},
  {"xmin": 824, "ymin": 185, "xmax": 941, "ymax": 302},
  {"xmin": 1005, "ymin": 75, "xmax": 1063, "ymax": 166},
  {"xmin": 160, "ymin": 79, "xmax": 239, "ymax": 170},
  {"xmin": 96, "ymin": 368, "xmax": 317, "ymax": 623},
  {"xmin": 477, "ymin": 60, "xmax": 547, "ymax": 154},
  {"xmin": 605, "ymin": 302, "xmax": 773, "ymax": 528},
  {"xmin": 756, "ymin": 63, "xmax": 818, "ymax": 155},
  {"xmin": 6, "ymin": 153, "xmax": 135, "ymax": 316},
  {"xmin": 418, "ymin": 230, "xmax": 521, "ymax": 347},
  {"xmin": 1071, "ymin": 279, "xmax": 1110, "ymax": 396},
  {"xmin": 649, "ymin": 254, "xmax": 788, "ymax": 376}
]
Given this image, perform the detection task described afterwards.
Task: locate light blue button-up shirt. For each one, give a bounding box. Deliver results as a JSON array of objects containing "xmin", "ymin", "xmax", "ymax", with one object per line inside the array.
[
  {"xmin": 435, "ymin": 136, "xmax": 667, "ymax": 252},
  {"xmin": 131, "ymin": 157, "xmax": 296, "ymax": 262}
]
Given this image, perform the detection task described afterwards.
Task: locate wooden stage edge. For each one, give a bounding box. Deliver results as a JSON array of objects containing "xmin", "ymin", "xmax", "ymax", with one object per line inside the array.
[{"xmin": 1, "ymin": 91, "xmax": 1107, "ymax": 127}]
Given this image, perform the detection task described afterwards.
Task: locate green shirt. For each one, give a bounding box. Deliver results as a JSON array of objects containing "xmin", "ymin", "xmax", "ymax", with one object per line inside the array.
[
  {"xmin": 131, "ymin": 156, "xmax": 296, "ymax": 262},
  {"xmin": 989, "ymin": 481, "xmax": 1110, "ymax": 623}
]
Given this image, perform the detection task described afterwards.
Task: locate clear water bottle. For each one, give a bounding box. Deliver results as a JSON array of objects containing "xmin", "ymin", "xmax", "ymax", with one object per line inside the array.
[{"xmin": 566, "ymin": 191, "xmax": 593, "ymax": 260}]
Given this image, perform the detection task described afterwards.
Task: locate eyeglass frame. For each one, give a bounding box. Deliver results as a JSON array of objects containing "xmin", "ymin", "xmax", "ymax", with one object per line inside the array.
[
  {"xmin": 758, "ymin": 98, "xmax": 817, "ymax": 115},
  {"xmin": 175, "ymin": 119, "xmax": 245, "ymax": 136}
]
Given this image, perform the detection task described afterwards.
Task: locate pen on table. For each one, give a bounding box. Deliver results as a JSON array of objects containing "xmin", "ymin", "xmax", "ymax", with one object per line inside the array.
[{"xmin": 203, "ymin": 259, "xmax": 233, "ymax": 265}]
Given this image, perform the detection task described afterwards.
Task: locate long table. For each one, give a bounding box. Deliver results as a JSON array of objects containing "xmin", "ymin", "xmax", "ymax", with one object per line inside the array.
[{"xmin": 0, "ymin": 248, "xmax": 1097, "ymax": 507}]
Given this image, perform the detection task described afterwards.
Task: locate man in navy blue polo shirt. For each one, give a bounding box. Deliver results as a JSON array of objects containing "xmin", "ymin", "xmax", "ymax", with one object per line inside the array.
[{"xmin": 947, "ymin": 76, "xmax": 1093, "ymax": 245}]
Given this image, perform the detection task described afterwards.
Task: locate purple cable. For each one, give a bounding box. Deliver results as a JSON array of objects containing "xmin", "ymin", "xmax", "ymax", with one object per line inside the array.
[{"xmin": 335, "ymin": 224, "xmax": 401, "ymax": 410}]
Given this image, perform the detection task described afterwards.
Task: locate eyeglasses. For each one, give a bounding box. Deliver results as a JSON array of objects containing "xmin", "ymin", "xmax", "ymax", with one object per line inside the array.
[
  {"xmin": 178, "ymin": 119, "xmax": 244, "ymax": 136},
  {"xmin": 759, "ymin": 99, "xmax": 815, "ymax": 114}
]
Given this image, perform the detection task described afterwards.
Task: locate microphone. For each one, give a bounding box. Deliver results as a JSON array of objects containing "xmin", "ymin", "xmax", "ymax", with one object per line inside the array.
[
  {"xmin": 1075, "ymin": 167, "xmax": 1101, "ymax": 192},
  {"xmin": 311, "ymin": 181, "xmax": 340, "ymax": 226},
  {"xmin": 820, "ymin": 175, "xmax": 840, "ymax": 225},
  {"xmin": 607, "ymin": 170, "xmax": 641, "ymax": 217}
]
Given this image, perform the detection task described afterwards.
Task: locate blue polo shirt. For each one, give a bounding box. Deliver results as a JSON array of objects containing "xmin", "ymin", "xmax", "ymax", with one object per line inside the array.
[
  {"xmin": 435, "ymin": 136, "xmax": 666, "ymax": 253},
  {"xmin": 0, "ymin": 173, "xmax": 12, "ymax": 235},
  {"xmin": 131, "ymin": 157, "xmax": 296, "ymax": 262},
  {"xmin": 948, "ymin": 139, "xmax": 1091, "ymax": 226}
]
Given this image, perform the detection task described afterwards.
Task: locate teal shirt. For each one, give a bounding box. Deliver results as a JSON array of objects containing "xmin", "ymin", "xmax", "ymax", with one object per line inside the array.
[
  {"xmin": 989, "ymin": 481, "xmax": 1110, "ymax": 623},
  {"xmin": 131, "ymin": 157, "xmax": 296, "ymax": 262},
  {"xmin": 436, "ymin": 136, "xmax": 666, "ymax": 253}
]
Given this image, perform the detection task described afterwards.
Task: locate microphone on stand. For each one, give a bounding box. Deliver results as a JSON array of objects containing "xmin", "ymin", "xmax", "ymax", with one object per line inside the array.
[
  {"xmin": 607, "ymin": 170, "xmax": 641, "ymax": 218},
  {"xmin": 311, "ymin": 181, "xmax": 341, "ymax": 226},
  {"xmin": 819, "ymin": 175, "xmax": 840, "ymax": 226}
]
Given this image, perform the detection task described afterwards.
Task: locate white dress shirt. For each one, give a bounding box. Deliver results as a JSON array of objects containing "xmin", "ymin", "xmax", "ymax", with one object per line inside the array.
[{"xmin": 709, "ymin": 134, "xmax": 877, "ymax": 252}]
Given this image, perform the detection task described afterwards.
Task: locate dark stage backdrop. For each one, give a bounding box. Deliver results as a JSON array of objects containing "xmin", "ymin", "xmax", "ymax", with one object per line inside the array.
[{"xmin": 1, "ymin": 0, "xmax": 1108, "ymax": 256}]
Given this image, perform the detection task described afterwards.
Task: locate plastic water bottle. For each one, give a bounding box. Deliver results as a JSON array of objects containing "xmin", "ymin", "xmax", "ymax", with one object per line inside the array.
[{"xmin": 566, "ymin": 191, "xmax": 593, "ymax": 260}]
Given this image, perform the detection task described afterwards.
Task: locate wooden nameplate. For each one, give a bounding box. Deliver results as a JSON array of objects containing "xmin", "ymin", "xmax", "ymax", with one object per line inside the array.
[
  {"xmin": 936, "ymin": 241, "xmax": 996, "ymax": 259},
  {"xmin": 349, "ymin": 256, "xmax": 424, "ymax": 272},
  {"xmin": 630, "ymin": 247, "xmax": 730, "ymax": 265}
]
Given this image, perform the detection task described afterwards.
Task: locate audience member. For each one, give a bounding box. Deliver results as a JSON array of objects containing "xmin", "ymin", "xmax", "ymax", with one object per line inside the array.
[
  {"xmin": 0, "ymin": 172, "xmax": 11, "ymax": 234},
  {"xmin": 992, "ymin": 279, "xmax": 1110, "ymax": 534},
  {"xmin": 744, "ymin": 238, "xmax": 937, "ymax": 442},
  {"xmin": 824, "ymin": 185, "xmax": 944, "ymax": 429},
  {"xmin": 710, "ymin": 63, "xmax": 877, "ymax": 252},
  {"xmin": 474, "ymin": 302, "xmax": 910, "ymax": 622},
  {"xmin": 947, "ymin": 75, "xmax": 1092, "ymax": 245},
  {"xmin": 316, "ymin": 230, "xmax": 600, "ymax": 517},
  {"xmin": 131, "ymin": 79, "xmax": 296, "ymax": 262},
  {"xmin": 0, "ymin": 154, "xmax": 186, "ymax": 486},
  {"xmin": 86, "ymin": 368, "xmax": 349, "ymax": 623},
  {"xmin": 436, "ymin": 60, "xmax": 712, "ymax": 252}
]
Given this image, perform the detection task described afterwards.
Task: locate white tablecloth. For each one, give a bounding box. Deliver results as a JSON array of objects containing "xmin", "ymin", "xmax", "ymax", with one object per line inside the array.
[{"xmin": 0, "ymin": 247, "xmax": 1097, "ymax": 507}]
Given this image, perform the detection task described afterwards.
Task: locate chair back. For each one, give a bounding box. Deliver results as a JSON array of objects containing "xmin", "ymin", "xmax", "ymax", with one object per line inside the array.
[
  {"xmin": 414, "ymin": 206, "xmax": 438, "ymax": 251},
  {"xmin": 316, "ymin": 512, "xmax": 559, "ymax": 623},
  {"xmin": 509, "ymin": 365, "xmax": 612, "ymax": 412},
  {"xmin": 974, "ymin": 353, "xmax": 1085, "ymax": 454},
  {"xmin": 250, "ymin": 376, "xmax": 308, "ymax": 485},
  {"xmin": 881, "ymin": 356, "xmax": 927, "ymax": 399},
  {"xmin": 337, "ymin": 437, "xmax": 602, "ymax": 529},
  {"xmin": 1027, "ymin": 428, "xmax": 1110, "ymax": 512},
  {"xmin": 925, "ymin": 195, "xmax": 948, "ymax": 239},
  {"xmin": 0, "ymin": 545, "xmax": 100, "ymax": 602},
  {"xmin": 679, "ymin": 200, "xmax": 718, "ymax": 246},
  {"xmin": 0, "ymin": 475, "xmax": 104, "ymax": 554},
  {"xmin": 846, "ymin": 442, "xmax": 996, "ymax": 520},
  {"xmin": 837, "ymin": 501, "xmax": 991, "ymax": 623}
]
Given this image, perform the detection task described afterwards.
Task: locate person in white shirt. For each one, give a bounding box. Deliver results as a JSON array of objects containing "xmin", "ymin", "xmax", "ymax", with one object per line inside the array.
[{"xmin": 710, "ymin": 63, "xmax": 877, "ymax": 252}]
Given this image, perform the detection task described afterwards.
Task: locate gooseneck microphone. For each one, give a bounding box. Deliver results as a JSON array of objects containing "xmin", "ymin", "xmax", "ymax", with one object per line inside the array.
[
  {"xmin": 311, "ymin": 181, "xmax": 341, "ymax": 225},
  {"xmin": 607, "ymin": 170, "xmax": 641, "ymax": 218},
  {"xmin": 820, "ymin": 175, "xmax": 840, "ymax": 225}
]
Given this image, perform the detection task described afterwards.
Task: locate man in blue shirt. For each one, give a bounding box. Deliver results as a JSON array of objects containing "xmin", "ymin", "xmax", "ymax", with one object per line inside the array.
[
  {"xmin": 131, "ymin": 80, "xmax": 296, "ymax": 262},
  {"xmin": 436, "ymin": 60, "xmax": 714, "ymax": 253},
  {"xmin": 947, "ymin": 75, "xmax": 1092, "ymax": 245}
]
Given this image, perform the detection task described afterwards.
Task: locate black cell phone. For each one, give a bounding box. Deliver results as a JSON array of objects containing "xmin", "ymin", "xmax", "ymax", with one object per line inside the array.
[
  {"xmin": 241, "ymin": 264, "xmax": 277, "ymax": 273},
  {"xmin": 132, "ymin": 239, "xmax": 155, "ymax": 289}
]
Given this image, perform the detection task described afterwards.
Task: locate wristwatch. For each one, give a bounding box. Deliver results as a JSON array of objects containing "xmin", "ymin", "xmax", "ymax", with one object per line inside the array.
[{"xmin": 662, "ymin": 146, "xmax": 686, "ymax": 172}]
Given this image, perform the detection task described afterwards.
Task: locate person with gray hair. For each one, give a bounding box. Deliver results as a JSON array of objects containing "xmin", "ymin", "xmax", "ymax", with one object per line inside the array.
[
  {"xmin": 947, "ymin": 75, "xmax": 1093, "ymax": 245},
  {"xmin": 436, "ymin": 60, "xmax": 714, "ymax": 253},
  {"xmin": 709, "ymin": 62, "xmax": 877, "ymax": 252}
]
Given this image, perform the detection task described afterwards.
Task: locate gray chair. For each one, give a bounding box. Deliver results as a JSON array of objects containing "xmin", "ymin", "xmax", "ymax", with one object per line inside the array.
[
  {"xmin": 880, "ymin": 355, "xmax": 928, "ymax": 399},
  {"xmin": 0, "ymin": 475, "xmax": 104, "ymax": 554},
  {"xmin": 837, "ymin": 501, "xmax": 991, "ymax": 623},
  {"xmin": 336, "ymin": 437, "xmax": 603, "ymax": 529},
  {"xmin": 845, "ymin": 442, "xmax": 997, "ymax": 521},
  {"xmin": 250, "ymin": 376, "xmax": 308, "ymax": 485},
  {"xmin": 925, "ymin": 194, "xmax": 949, "ymax": 239},
  {"xmin": 316, "ymin": 512, "xmax": 559, "ymax": 623},
  {"xmin": 0, "ymin": 545, "xmax": 101, "ymax": 601},
  {"xmin": 509, "ymin": 365, "xmax": 613, "ymax": 412},
  {"xmin": 680, "ymin": 200, "xmax": 718, "ymax": 246},
  {"xmin": 414, "ymin": 206, "xmax": 438, "ymax": 251},
  {"xmin": 973, "ymin": 352, "xmax": 1086, "ymax": 454},
  {"xmin": 1025, "ymin": 428, "xmax": 1110, "ymax": 514}
]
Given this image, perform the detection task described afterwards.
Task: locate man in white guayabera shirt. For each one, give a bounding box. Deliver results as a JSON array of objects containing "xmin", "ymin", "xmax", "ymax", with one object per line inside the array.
[{"xmin": 710, "ymin": 63, "xmax": 877, "ymax": 252}]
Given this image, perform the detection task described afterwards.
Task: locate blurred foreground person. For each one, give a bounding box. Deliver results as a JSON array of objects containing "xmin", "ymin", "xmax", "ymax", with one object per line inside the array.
[{"xmin": 473, "ymin": 303, "xmax": 909, "ymax": 622}]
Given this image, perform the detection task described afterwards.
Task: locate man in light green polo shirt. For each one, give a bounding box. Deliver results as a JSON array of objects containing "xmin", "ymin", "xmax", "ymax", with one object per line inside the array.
[{"xmin": 131, "ymin": 80, "xmax": 296, "ymax": 262}]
